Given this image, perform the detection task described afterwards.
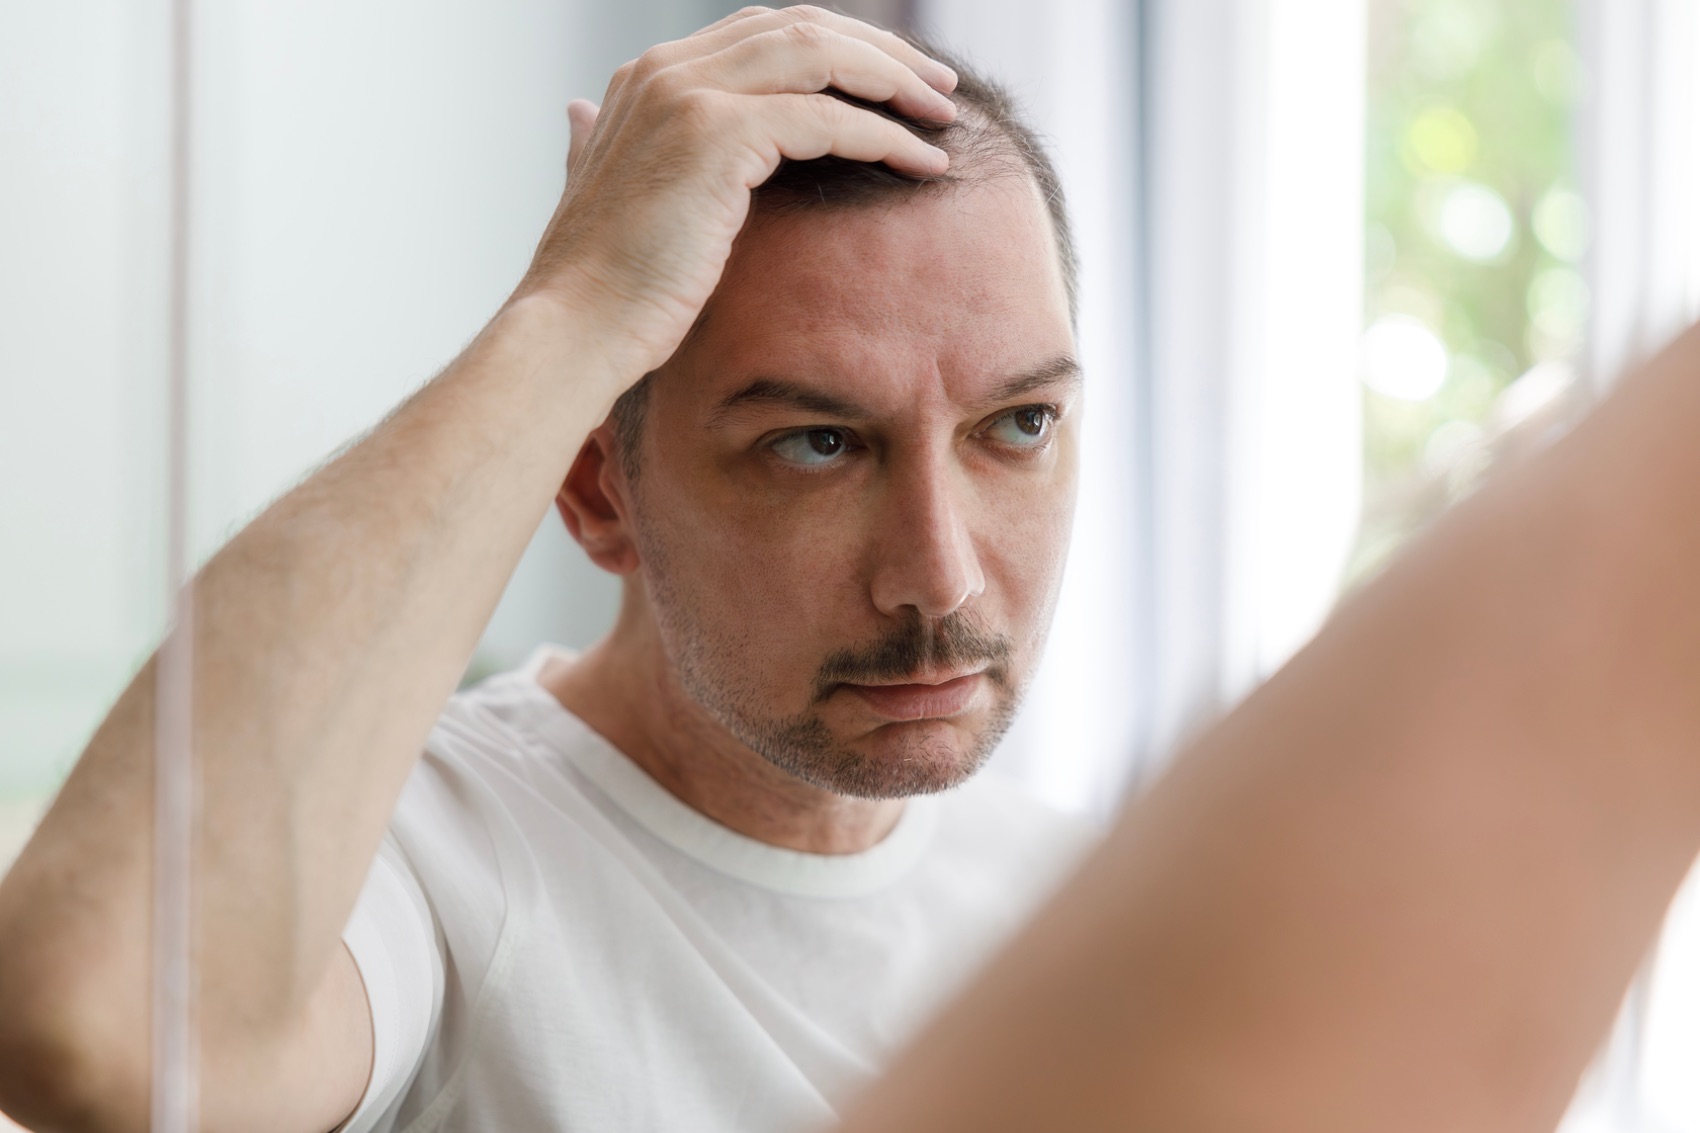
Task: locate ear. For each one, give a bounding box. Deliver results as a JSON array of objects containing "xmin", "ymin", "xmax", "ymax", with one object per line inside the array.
[{"xmin": 557, "ymin": 424, "xmax": 641, "ymax": 575}]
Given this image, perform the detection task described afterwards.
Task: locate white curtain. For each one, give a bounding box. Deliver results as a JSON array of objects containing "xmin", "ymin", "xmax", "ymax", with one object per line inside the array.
[
  {"xmin": 1565, "ymin": 5, "xmax": 1700, "ymax": 1130},
  {"xmin": 1578, "ymin": 0, "xmax": 1700, "ymax": 394},
  {"xmin": 921, "ymin": 0, "xmax": 1366, "ymax": 817}
]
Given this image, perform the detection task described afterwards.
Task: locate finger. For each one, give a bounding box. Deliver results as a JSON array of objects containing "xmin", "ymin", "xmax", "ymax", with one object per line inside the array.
[
  {"xmin": 748, "ymin": 91, "xmax": 951, "ymax": 181},
  {"xmin": 706, "ymin": 25, "xmax": 956, "ymax": 123},
  {"xmin": 687, "ymin": 5, "xmax": 775, "ymax": 39},
  {"xmin": 687, "ymin": 5, "xmax": 958, "ymax": 95},
  {"xmin": 566, "ymin": 99, "xmax": 599, "ymax": 174}
]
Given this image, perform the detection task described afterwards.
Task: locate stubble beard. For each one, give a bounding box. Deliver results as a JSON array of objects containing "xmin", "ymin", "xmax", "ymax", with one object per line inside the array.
[{"xmin": 638, "ymin": 535, "xmax": 1025, "ymax": 801}]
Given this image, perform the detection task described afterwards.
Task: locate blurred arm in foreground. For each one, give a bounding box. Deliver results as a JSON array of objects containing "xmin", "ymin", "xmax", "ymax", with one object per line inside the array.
[{"xmin": 842, "ymin": 326, "xmax": 1700, "ymax": 1132}]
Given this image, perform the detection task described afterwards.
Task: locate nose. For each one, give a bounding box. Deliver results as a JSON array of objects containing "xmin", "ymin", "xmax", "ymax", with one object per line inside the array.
[{"xmin": 869, "ymin": 454, "xmax": 986, "ymax": 620}]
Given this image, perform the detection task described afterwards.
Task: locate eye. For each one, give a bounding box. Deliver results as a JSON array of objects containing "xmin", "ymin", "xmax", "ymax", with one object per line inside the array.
[
  {"xmin": 985, "ymin": 406, "xmax": 1056, "ymax": 448},
  {"xmin": 770, "ymin": 427, "xmax": 853, "ymax": 466}
]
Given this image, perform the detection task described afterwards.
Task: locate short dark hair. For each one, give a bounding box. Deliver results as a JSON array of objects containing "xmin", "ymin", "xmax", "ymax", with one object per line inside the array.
[{"xmin": 609, "ymin": 30, "xmax": 1076, "ymax": 479}]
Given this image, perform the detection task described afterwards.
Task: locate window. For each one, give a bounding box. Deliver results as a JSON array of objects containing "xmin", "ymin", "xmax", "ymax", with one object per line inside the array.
[{"xmin": 1353, "ymin": 0, "xmax": 1584, "ymax": 583}]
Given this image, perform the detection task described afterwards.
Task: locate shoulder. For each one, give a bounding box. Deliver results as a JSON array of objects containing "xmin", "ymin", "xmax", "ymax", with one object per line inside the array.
[
  {"xmin": 386, "ymin": 648, "xmax": 598, "ymax": 878},
  {"xmin": 409, "ymin": 645, "xmax": 597, "ymax": 799},
  {"xmin": 432, "ymin": 652, "xmax": 572, "ymax": 759}
]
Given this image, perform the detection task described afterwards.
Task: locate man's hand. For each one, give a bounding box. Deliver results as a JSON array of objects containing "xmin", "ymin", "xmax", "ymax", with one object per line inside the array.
[{"xmin": 516, "ymin": 5, "xmax": 959, "ymax": 380}]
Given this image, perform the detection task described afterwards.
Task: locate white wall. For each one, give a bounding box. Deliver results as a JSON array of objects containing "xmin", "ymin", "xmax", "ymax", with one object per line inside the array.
[{"xmin": 0, "ymin": 0, "xmax": 172, "ymax": 799}]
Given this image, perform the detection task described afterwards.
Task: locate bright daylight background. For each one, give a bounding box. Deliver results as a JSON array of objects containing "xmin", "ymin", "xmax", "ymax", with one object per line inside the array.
[{"xmin": 5, "ymin": 0, "xmax": 1700, "ymax": 1129}]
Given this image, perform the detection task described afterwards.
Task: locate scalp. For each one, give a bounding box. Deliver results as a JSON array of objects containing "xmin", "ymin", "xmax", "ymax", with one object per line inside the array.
[{"xmin": 750, "ymin": 30, "xmax": 1077, "ymax": 325}]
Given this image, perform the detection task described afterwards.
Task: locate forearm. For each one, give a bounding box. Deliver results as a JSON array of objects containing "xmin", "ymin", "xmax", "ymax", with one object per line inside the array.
[
  {"xmin": 841, "ymin": 326, "xmax": 1700, "ymax": 1132},
  {"xmin": 0, "ymin": 293, "xmax": 623, "ymax": 1066}
]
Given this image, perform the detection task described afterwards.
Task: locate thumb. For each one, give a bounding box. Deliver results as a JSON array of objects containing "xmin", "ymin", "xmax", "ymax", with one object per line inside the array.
[{"xmin": 566, "ymin": 99, "xmax": 601, "ymax": 177}]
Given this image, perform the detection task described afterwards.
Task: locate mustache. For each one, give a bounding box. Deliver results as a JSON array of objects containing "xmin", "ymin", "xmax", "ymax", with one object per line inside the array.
[{"xmin": 811, "ymin": 612, "xmax": 1014, "ymax": 702}]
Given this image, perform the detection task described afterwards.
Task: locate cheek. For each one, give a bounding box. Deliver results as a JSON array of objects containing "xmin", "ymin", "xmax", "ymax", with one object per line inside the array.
[
  {"xmin": 977, "ymin": 455, "xmax": 1079, "ymax": 642},
  {"xmin": 659, "ymin": 477, "xmax": 861, "ymax": 595},
  {"xmin": 986, "ymin": 494, "xmax": 1074, "ymax": 612},
  {"xmin": 637, "ymin": 473, "xmax": 869, "ymax": 675}
]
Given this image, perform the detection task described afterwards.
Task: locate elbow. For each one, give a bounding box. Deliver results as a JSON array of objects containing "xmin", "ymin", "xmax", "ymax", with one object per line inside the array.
[
  {"xmin": 0, "ymin": 1032, "xmax": 98, "ymax": 1133},
  {"xmin": 0, "ymin": 866, "xmax": 150, "ymax": 1132},
  {"xmin": 0, "ymin": 959, "xmax": 148, "ymax": 1133},
  {"xmin": 0, "ymin": 1038, "xmax": 88, "ymax": 1133},
  {"xmin": 0, "ymin": 1021, "xmax": 147, "ymax": 1133}
]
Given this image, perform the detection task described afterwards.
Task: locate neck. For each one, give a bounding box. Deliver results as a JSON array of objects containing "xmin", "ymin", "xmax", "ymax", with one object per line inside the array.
[{"xmin": 539, "ymin": 594, "xmax": 905, "ymax": 855}]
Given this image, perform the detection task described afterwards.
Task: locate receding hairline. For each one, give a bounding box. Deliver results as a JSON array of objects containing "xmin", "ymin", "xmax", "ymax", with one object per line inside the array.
[
  {"xmin": 750, "ymin": 92, "xmax": 1078, "ymax": 322},
  {"xmin": 680, "ymin": 161, "xmax": 1066, "ymax": 356}
]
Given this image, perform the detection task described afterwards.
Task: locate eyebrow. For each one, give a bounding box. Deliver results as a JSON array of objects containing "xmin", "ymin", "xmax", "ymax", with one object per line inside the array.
[
  {"xmin": 706, "ymin": 354, "xmax": 1083, "ymax": 427},
  {"xmin": 986, "ymin": 354, "xmax": 1083, "ymax": 403}
]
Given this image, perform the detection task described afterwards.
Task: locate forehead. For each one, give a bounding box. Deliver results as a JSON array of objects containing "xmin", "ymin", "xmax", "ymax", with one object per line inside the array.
[{"xmin": 663, "ymin": 175, "xmax": 1075, "ymax": 412}]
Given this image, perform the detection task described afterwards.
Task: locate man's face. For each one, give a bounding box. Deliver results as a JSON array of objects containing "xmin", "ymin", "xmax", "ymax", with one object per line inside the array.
[{"xmin": 625, "ymin": 175, "xmax": 1079, "ymax": 799}]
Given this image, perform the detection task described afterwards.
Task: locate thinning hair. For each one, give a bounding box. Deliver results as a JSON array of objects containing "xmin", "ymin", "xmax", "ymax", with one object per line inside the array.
[{"xmin": 609, "ymin": 29, "xmax": 1076, "ymax": 479}]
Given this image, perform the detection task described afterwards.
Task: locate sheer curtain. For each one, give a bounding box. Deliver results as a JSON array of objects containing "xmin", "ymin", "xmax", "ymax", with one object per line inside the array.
[{"xmin": 1566, "ymin": 4, "xmax": 1700, "ymax": 1130}]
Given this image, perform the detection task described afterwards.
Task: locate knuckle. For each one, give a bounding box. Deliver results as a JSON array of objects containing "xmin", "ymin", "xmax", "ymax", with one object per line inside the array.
[
  {"xmin": 673, "ymin": 87, "xmax": 726, "ymax": 127},
  {"xmin": 735, "ymin": 5, "xmax": 773, "ymax": 18},
  {"xmin": 630, "ymin": 47, "xmax": 668, "ymax": 81},
  {"xmin": 785, "ymin": 4, "xmax": 832, "ymax": 22},
  {"xmin": 799, "ymin": 91, "xmax": 852, "ymax": 133},
  {"xmin": 808, "ymin": 88, "xmax": 850, "ymax": 115},
  {"xmin": 645, "ymin": 64, "xmax": 689, "ymax": 102},
  {"xmin": 782, "ymin": 19, "xmax": 831, "ymax": 49}
]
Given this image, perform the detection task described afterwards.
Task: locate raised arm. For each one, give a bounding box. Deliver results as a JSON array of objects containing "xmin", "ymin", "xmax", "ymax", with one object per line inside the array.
[
  {"xmin": 840, "ymin": 326, "xmax": 1700, "ymax": 1133},
  {"xmin": 0, "ymin": 10, "xmax": 955, "ymax": 1132}
]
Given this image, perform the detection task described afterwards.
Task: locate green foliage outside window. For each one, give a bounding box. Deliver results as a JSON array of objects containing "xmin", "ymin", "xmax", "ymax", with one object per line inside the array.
[{"xmin": 1351, "ymin": 0, "xmax": 1582, "ymax": 583}]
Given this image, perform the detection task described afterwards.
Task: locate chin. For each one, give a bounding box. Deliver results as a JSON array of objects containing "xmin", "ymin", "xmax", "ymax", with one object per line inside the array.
[{"xmin": 754, "ymin": 715, "xmax": 999, "ymax": 801}]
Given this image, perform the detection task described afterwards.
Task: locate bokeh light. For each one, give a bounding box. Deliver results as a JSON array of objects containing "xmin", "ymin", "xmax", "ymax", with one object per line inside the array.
[
  {"xmin": 1530, "ymin": 38, "xmax": 1580, "ymax": 105},
  {"xmin": 1532, "ymin": 181, "xmax": 1589, "ymax": 261},
  {"xmin": 1409, "ymin": 0, "xmax": 1502, "ymax": 80},
  {"xmin": 1403, "ymin": 105, "xmax": 1480, "ymax": 174},
  {"xmin": 1434, "ymin": 180, "xmax": 1516, "ymax": 261},
  {"xmin": 1363, "ymin": 314, "xmax": 1450, "ymax": 400},
  {"xmin": 1527, "ymin": 266, "xmax": 1589, "ymax": 356}
]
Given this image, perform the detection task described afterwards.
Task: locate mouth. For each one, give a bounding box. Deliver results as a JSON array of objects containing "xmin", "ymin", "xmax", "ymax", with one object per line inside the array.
[{"xmin": 837, "ymin": 670, "xmax": 988, "ymax": 722}]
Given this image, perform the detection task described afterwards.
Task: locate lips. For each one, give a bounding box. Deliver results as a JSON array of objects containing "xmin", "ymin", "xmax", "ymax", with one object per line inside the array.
[{"xmin": 840, "ymin": 672, "xmax": 986, "ymax": 722}]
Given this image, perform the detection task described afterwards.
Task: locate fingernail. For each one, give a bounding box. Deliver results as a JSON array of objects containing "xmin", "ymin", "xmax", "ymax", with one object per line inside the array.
[
  {"xmin": 930, "ymin": 62, "xmax": 959, "ymax": 91},
  {"xmin": 932, "ymin": 94, "xmax": 958, "ymax": 121}
]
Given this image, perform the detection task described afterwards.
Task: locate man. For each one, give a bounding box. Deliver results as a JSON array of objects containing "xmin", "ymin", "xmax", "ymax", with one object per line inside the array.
[{"xmin": 0, "ymin": 8, "xmax": 1092, "ymax": 1132}]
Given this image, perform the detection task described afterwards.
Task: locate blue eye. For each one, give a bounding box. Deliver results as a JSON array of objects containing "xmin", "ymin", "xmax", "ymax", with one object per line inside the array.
[
  {"xmin": 986, "ymin": 407, "xmax": 1054, "ymax": 447},
  {"xmin": 771, "ymin": 428, "xmax": 851, "ymax": 466}
]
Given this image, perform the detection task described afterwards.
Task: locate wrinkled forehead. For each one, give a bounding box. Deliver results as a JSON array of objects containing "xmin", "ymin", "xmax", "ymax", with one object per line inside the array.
[{"xmin": 657, "ymin": 176, "xmax": 1075, "ymax": 415}]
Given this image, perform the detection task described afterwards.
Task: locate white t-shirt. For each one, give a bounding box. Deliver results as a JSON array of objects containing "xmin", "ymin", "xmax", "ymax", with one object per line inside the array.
[{"xmin": 339, "ymin": 645, "xmax": 1096, "ymax": 1133}]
